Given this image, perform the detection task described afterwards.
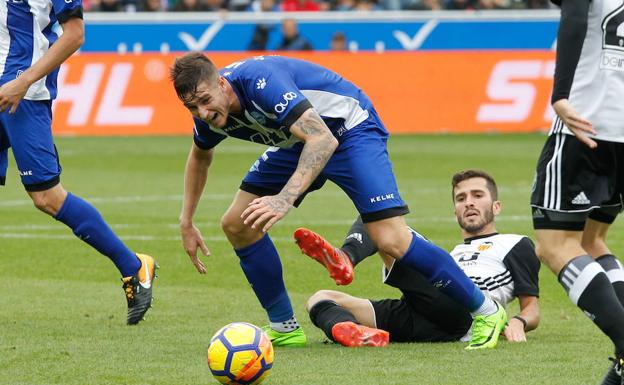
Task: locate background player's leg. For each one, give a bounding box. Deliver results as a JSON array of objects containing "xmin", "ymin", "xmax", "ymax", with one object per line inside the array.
[
  {"xmin": 29, "ymin": 184, "xmax": 141, "ymax": 277},
  {"xmin": 7, "ymin": 100, "xmax": 142, "ymax": 278},
  {"xmin": 7, "ymin": 100, "xmax": 153, "ymax": 324},
  {"xmin": 536, "ymin": 229, "xmax": 624, "ymax": 357},
  {"xmin": 222, "ymin": 190, "xmax": 303, "ymax": 344},
  {"xmin": 583, "ymin": 217, "xmax": 624, "ymax": 306}
]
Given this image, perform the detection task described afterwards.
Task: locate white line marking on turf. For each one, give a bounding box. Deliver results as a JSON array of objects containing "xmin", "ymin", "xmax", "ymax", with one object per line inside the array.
[
  {"xmin": 0, "ymin": 215, "xmax": 532, "ymax": 232},
  {"xmin": 0, "ymin": 186, "xmax": 532, "ymax": 207},
  {"xmin": 0, "ymin": 233, "xmax": 295, "ymax": 243}
]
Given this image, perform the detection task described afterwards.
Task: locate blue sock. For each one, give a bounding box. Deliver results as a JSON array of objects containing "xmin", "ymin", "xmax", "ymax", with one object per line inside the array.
[
  {"xmin": 236, "ymin": 234, "xmax": 294, "ymax": 323},
  {"xmin": 398, "ymin": 233, "xmax": 485, "ymax": 311},
  {"xmin": 54, "ymin": 193, "xmax": 140, "ymax": 277}
]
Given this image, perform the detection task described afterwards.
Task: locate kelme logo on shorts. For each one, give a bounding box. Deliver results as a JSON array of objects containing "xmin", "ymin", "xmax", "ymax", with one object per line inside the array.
[{"xmin": 370, "ymin": 193, "xmax": 395, "ymax": 203}]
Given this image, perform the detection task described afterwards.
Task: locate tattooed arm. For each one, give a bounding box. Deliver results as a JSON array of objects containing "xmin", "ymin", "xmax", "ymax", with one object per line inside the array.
[{"xmin": 241, "ymin": 108, "xmax": 338, "ymax": 232}]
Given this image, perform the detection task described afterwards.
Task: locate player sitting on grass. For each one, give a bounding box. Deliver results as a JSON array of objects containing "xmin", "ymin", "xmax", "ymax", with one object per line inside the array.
[{"xmin": 298, "ymin": 170, "xmax": 540, "ymax": 347}]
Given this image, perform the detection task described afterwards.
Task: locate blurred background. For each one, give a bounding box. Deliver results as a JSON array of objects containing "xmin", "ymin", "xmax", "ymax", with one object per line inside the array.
[{"xmin": 54, "ymin": 9, "xmax": 559, "ymax": 138}]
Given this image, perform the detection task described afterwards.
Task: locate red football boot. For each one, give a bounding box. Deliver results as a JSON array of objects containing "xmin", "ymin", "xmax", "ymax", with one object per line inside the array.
[
  {"xmin": 331, "ymin": 322, "xmax": 389, "ymax": 347},
  {"xmin": 294, "ymin": 228, "xmax": 354, "ymax": 285}
]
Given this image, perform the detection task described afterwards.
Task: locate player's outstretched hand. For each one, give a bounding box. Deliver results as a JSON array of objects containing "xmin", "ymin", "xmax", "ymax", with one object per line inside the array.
[
  {"xmin": 503, "ymin": 318, "xmax": 527, "ymax": 342},
  {"xmin": 0, "ymin": 77, "xmax": 30, "ymax": 114},
  {"xmin": 241, "ymin": 195, "xmax": 293, "ymax": 233},
  {"xmin": 180, "ymin": 223, "xmax": 210, "ymax": 274},
  {"xmin": 553, "ymin": 99, "xmax": 597, "ymax": 149}
]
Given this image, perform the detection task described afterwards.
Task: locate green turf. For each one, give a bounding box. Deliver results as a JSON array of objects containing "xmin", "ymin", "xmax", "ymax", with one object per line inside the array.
[{"xmin": 0, "ymin": 134, "xmax": 619, "ymax": 385}]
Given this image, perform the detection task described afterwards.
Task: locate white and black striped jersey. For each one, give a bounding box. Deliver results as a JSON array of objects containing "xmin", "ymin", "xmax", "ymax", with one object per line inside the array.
[
  {"xmin": 550, "ymin": 0, "xmax": 624, "ymax": 142},
  {"xmin": 449, "ymin": 233, "xmax": 540, "ymax": 307}
]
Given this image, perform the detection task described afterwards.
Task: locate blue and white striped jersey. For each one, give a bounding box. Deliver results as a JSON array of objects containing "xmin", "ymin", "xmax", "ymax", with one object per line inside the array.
[
  {"xmin": 0, "ymin": 0, "xmax": 82, "ymax": 100},
  {"xmin": 193, "ymin": 55, "xmax": 387, "ymax": 150}
]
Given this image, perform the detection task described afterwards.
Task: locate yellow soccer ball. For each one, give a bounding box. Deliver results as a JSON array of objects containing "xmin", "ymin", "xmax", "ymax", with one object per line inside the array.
[{"xmin": 207, "ymin": 322, "xmax": 274, "ymax": 385}]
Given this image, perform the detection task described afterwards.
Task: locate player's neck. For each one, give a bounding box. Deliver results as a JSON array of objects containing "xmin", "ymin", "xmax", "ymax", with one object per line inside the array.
[{"xmin": 462, "ymin": 223, "xmax": 497, "ymax": 240}]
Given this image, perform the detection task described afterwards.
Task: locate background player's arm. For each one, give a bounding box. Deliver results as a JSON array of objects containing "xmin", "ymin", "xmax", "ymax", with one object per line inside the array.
[
  {"xmin": 179, "ymin": 143, "xmax": 214, "ymax": 274},
  {"xmin": 504, "ymin": 295, "xmax": 540, "ymax": 342},
  {"xmin": 551, "ymin": 0, "xmax": 597, "ymax": 148},
  {"xmin": 242, "ymin": 108, "xmax": 338, "ymax": 232},
  {"xmin": 0, "ymin": 17, "xmax": 84, "ymax": 113}
]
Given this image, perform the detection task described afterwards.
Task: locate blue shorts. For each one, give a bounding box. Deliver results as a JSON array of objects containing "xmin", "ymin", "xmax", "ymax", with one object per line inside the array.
[
  {"xmin": 240, "ymin": 128, "xmax": 409, "ymax": 223},
  {"xmin": 0, "ymin": 100, "xmax": 61, "ymax": 191}
]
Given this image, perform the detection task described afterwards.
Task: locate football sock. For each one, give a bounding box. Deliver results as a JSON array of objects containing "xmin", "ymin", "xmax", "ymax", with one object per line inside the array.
[
  {"xmin": 309, "ymin": 300, "xmax": 358, "ymax": 341},
  {"xmin": 398, "ymin": 232, "xmax": 485, "ymax": 312},
  {"xmin": 236, "ymin": 234, "xmax": 294, "ymax": 323},
  {"xmin": 54, "ymin": 192, "xmax": 140, "ymax": 277},
  {"xmin": 469, "ymin": 295, "xmax": 499, "ymax": 318},
  {"xmin": 596, "ymin": 254, "xmax": 624, "ymax": 307},
  {"xmin": 270, "ymin": 316, "xmax": 300, "ymax": 333},
  {"xmin": 559, "ymin": 255, "xmax": 624, "ymax": 355},
  {"xmin": 341, "ymin": 216, "xmax": 378, "ymax": 267}
]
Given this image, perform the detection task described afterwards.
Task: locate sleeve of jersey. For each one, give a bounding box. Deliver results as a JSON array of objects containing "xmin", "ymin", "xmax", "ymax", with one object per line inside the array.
[
  {"xmin": 249, "ymin": 72, "xmax": 313, "ymax": 129},
  {"xmin": 550, "ymin": 0, "xmax": 591, "ymax": 104},
  {"xmin": 53, "ymin": 0, "xmax": 84, "ymax": 24},
  {"xmin": 193, "ymin": 118, "xmax": 227, "ymax": 150},
  {"xmin": 503, "ymin": 237, "xmax": 541, "ymax": 298}
]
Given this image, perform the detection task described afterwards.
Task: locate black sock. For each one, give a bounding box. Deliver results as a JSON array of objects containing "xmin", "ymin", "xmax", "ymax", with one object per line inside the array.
[
  {"xmin": 341, "ymin": 216, "xmax": 378, "ymax": 267},
  {"xmin": 596, "ymin": 254, "xmax": 624, "ymax": 308},
  {"xmin": 559, "ymin": 255, "xmax": 624, "ymax": 355},
  {"xmin": 308, "ymin": 300, "xmax": 358, "ymax": 341}
]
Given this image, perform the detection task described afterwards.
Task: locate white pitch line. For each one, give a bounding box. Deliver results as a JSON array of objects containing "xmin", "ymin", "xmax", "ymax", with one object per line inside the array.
[
  {"xmin": 0, "ymin": 232, "xmax": 296, "ymax": 243},
  {"xmin": 0, "ymin": 215, "xmax": 532, "ymax": 232},
  {"xmin": 0, "ymin": 186, "xmax": 533, "ymax": 208}
]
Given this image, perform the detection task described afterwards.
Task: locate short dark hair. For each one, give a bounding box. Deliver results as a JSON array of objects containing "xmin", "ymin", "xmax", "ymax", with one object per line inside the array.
[
  {"xmin": 170, "ymin": 52, "xmax": 219, "ymax": 102},
  {"xmin": 451, "ymin": 169, "xmax": 498, "ymax": 200}
]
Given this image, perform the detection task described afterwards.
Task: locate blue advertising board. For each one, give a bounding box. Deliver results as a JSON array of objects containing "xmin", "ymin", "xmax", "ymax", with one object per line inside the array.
[{"xmin": 83, "ymin": 11, "xmax": 559, "ymax": 52}]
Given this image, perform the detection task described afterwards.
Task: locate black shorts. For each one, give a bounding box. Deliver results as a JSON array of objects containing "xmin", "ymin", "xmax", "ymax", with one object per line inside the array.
[
  {"xmin": 531, "ymin": 132, "xmax": 624, "ymax": 231},
  {"xmin": 370, "ymin": 262, "xmax": 472, "ymax": 343}
]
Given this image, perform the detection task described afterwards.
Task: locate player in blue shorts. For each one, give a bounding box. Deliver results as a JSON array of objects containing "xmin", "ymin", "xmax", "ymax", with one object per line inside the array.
[
  {"xmin": 170, "ymin": 53, "xmax": 507, "ymax": 348},
  {"xmin": 0, "ymin": 0, "xmax": 156, "ymax": 325}
]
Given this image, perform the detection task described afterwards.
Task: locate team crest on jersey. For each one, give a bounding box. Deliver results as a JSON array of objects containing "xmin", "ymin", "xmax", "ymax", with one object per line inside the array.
[
  {"xmin": 256, "ymin": 78, "xmax": 267, "ymax": 90},
  {"xmin": 478, "ymin": 242, "xmax": 493, "ymax": 251}
]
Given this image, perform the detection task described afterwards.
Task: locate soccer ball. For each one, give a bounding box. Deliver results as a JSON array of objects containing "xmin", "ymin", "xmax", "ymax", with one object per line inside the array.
[{"xmin": 207, "ymin": 322, "xmax": 274, "ymax": 385}]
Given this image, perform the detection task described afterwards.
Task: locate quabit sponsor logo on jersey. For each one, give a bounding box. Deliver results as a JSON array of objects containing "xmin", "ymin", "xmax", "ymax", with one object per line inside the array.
[
  {"xmin": 273, "ymin": 92, "xmax": 297, "ymax": 113},
  {"xmin": 601, "ymin": 52, "xmax": 624, "ymax": 72}
]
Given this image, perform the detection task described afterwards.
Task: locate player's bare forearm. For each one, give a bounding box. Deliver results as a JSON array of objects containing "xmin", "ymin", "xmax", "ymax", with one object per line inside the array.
[
  {"xmin": 240, "ymin": 109, "xmax": 337, "ymax": 232},
  {"xmin": 180, "ymin": 144, "xmax": 214, "ymax": 227},
  {"xmin": 280, "ymin": 108, "xmax": 338, "ymax": 205},
  {"xmin": 0, "ymin": 17, "xmax": 84, "ymax": 113},
  {"xmin": 19, "ymin": 17, "xmax": 84, "ymax": 88},
  {"xmin": 517, "ymin": 295, "xmax": 540, "ymax": 332}
]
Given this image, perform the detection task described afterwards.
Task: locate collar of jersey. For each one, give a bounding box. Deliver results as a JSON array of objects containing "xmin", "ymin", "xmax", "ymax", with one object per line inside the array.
[{"xmin": 463, "ymin": 232, "xmax": 499, "ymax": 244}]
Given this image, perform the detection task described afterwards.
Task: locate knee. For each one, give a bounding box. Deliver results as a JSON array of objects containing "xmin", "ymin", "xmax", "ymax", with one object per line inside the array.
[
  {"xmin": 580, "ymin": 237, "xmax": 607, "ymax": 256},
  {"xmin": 368, "ymin": 224, "xmax": 412, "ymax": 259},
  {"xmin": 534, "ymin": 241, "xmax": 554, "ymax": 263},
  {"xmin": 306, "ymin": 290, "xmax": 343, "ymax": 312},
  {"xmin": 30, "ymin": 190, "xmax": 64, "ymax": 216},
  {"xmin": 374, "ymin": 235, "xmax": 405, "ymax": 259},
  {"xmin": 220, "ymin": 212, "xmax": 246, "ymax": 237}
]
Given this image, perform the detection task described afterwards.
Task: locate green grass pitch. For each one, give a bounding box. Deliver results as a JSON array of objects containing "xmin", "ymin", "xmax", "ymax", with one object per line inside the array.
[{"xmin": 0, "ymin": 134, "xmax": 620, "ymax": 385}]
